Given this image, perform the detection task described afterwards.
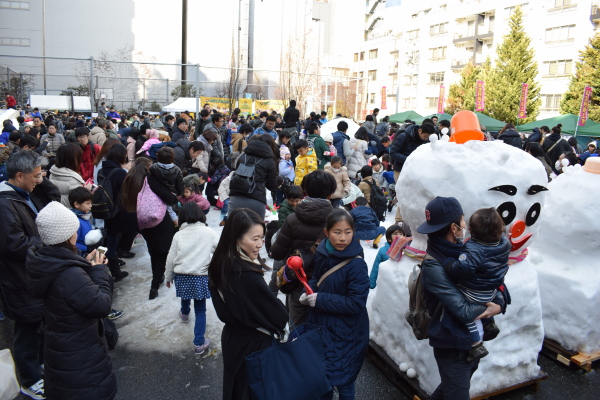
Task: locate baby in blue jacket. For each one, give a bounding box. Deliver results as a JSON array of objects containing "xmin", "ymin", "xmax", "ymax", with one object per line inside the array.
[{"xmin": 443, "ymin": 208, "xmax": 511, "ymax": 362}]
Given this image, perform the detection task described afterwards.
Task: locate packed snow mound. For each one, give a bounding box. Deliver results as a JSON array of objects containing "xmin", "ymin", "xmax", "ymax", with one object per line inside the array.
[
  {"xmin": 529, "ymin": 163, "xmax": 600, "ymax": 353},
  {"xmin": 371, "ymin": 139, "xmax": 547, "ymax": 396}
]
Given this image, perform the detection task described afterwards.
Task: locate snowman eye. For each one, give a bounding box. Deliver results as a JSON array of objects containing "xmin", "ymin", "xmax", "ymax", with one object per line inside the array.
[
  {"xmin": 526, "ymin": 203, "xmax": 541, "ymax": 226},
  {"xmin": 496, "ymin": 202, "xmax": 516, "ymax": 225}
]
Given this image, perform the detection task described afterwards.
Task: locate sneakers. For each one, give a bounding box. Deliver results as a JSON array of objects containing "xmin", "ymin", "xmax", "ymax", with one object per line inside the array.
[
  {"xmin": 179, "ymin": 311, "xmax": 189, "ymax": 323},
  {"xmin": 219, "ymin": 219, "xmax": 226, "ymax": 226},
  {"xmin": 466, "ymin": 342, "xmax": 489, "ymax": 362},
  {"xmin": 483, "ymin": 321, "xmax": 501, "ymax": 341},
  {"xmin": 117, "ymin": 250, "xmax": 136, "ymax": 259},
  {"xmin": 108, "ymin": 309, "xmax": 124, "ymax": 320},
  {"xmin": 195, "ymin": 338, "xmax": 211, "ymax": 355},
  {"xmin": 21, "ymin": 379, "xmax": 45, "ymax": 399}
]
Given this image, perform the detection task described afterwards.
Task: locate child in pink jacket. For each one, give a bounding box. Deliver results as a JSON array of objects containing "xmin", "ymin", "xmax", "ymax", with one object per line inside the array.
[{"xmin": 179, "ymin": 185, "xmax": 210, "ymax": 214}]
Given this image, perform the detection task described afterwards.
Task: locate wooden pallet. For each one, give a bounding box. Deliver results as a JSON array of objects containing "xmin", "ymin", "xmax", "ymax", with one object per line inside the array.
[
  {"xmin": 367, "ymin": 340, "xmax": 547, "ymax": 400},
  {"xmin": 541, "ymin": 338, "xmax": 600, "ymax": 372}
]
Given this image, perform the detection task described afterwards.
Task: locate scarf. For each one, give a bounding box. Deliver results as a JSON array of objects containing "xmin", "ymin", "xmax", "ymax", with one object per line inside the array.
[
  {"xmin": 301, "ymin": 196, "xmax": 330, "ymax": 205},
  {"xmin": 426, "ymin": 235, "xmax": 465, "ymax": 265},
  {"xmin": 71, "ymin": 209, "xmax": 92, "ymax": 220},
  {"xmin": 237, "ymin": 246, "xmax": 262, "ymax": 266}
]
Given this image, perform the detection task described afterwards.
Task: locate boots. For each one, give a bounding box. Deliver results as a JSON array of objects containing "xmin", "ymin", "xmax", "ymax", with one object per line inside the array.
[
  {"xmin": 373, "ymin": 234, "xmax": 383, "ymax": 249},
  {"xmin": 107, "ymin": 258, "xmax": 129, "ymax": 282}
]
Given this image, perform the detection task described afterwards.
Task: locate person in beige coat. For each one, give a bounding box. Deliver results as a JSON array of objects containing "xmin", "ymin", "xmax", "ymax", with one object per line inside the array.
[
  {"xmin": 89, "ymin": 119, "xmax": 107, "ymax": 146},
  {"xmin": 324, "ymin": 155, "xmax": 351, "ymax": 209},
  {"xmin": 48, "ymin": 144, "xmax": 92, "ymax": 207}
]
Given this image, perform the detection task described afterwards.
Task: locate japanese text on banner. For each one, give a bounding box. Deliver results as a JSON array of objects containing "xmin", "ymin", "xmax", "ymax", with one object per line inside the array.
[
  {"xmin": 381, "ymin": 86, "xmax": 387, "ymax": 110},
  {"xmin": 475, "ymin": 80, "xmax": 485, "ymax": 112},
  {"xmin": 518, "ymin": 83, "xmax": 529, "ymax": 119},
  {"xmin": 578, "ymin": 86, "xmax": 593, "ymax": 126},
  {"xmin": 438, "ymin": 85, "xmax": 445, "ymax": 114}
]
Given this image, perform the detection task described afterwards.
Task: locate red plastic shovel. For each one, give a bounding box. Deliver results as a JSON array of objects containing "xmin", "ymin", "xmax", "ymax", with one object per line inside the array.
[{"xmin": 286, "ymin": 256, "xmax": 314, "ymax": 294}]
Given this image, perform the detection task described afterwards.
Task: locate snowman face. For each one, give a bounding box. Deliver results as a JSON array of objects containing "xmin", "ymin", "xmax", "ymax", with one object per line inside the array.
[
  {"xmin": 488, "ymin": 184, "xmax": 547, "ymax": 252},
  {"xmin": 398, "ymin": 140, "xmax": 548, "ymax": 255}
]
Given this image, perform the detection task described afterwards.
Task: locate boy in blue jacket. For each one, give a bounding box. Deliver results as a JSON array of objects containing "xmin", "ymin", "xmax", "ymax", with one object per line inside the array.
[
  {"xmin": 68, "ymin": 187, "xmax": 95, "ymax": 254},
  {"xmin": 369, "ymin": 223, "xmax": 411, "ymax": 289},
  {"xmin": 350, "ymin": 197, "xmax": 386, "ymax": 248}
]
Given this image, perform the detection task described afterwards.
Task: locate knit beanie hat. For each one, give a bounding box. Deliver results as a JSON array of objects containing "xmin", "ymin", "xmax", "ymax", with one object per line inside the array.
[
  {"xmin": 176, "ymin": 118, "xmax": 187, "ymax": 127},
  {"xmin": 280, "ymin": 145, "xmax": 290, "ymax": 158},
  {"xmin": 152, "ymin": 119, "xmax": 165, "ymax": 129},
  {"xmin": 36, "ymin": 201, "xmax": 80, "ymax": 246}
]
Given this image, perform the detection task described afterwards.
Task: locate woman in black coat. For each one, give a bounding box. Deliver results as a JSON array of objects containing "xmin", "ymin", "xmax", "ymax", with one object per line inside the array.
[
  {"xmin": 497, "ymin": 123, "xmax": 523, "ymax": 149},
  {"xmin": 26, "ymin": 201, "xmax": 116, "ymax": 400},
  {"xmin": 228, "ymin": 134, "xmax": 279, "ymax": 219},
  {"xmin": 208, "ymin": 208, "xmax": 288, "ymax": 400},
  {"xmin": 99, "ymin": 144, "xmax": 135, "ymax": 281}
]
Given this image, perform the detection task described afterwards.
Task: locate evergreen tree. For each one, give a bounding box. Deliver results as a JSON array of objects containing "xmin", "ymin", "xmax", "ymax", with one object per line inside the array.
[
  {"xmin": 445, "ymin": 58, "xmax": 492, "ymax": 114},
  {"xmin": 486, "ymin": 6, "xmax": 540, "ymax": 124},
  {"xmin": 560, "ymin": 33, "xmax": 600, "ymax": 121}
]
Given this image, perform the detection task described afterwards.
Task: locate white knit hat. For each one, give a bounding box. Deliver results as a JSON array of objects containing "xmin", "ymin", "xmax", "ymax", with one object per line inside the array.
[{"xmin": 36, "ymin": 201, "xmax": 81, "ymax": 246}]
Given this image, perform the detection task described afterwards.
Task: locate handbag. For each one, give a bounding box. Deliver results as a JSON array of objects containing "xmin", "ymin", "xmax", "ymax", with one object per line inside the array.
[
  {"xmin": 245, "ymin": 323, "xmax": 332, "ymax": 400},
  {"xmin": 0, "ymin": 349, "xmax": 20, "ymax": 400},
  {"xmin": 137, "ymin": 177, "xmax": 167, "ymax": 230}
]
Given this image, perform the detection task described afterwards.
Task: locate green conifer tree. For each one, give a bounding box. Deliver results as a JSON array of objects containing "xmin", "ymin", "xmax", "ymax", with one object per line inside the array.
[
  {"xmin": 445, "ymin": 61, "xmax": 479, "ymax": 114},
  {"xmin": 560, "ymin": 33, "xmax": 600, "ymax": 121},
  {"xmin": 486, "ymin": 6, "xmax": 540, "ymax": 124}
]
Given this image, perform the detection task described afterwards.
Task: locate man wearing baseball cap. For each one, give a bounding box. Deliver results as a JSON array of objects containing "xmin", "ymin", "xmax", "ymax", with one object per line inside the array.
[{"xmin": 418, "ymin": 197, "xmax": 506, "ymax": 400}]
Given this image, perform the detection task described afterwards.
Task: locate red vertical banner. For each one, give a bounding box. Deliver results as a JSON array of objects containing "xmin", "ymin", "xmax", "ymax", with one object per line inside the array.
[
  {"xmin": 518, "ymin": 83, "xmax": 529, "ymax": 119},
  {"xmin": 475, "ymin": 80, "xmax": 485, "ymax": 111},
  {"xmin": 438, "ymin": 85, "xmax": 445, "ymax": 113},
  {"xmin": 381, "ymin": 86, "xmax": 387, "ymax": 110},
  {"xmin": 578, "ymin": 86, "xmax": 593, "ymax": 126}
]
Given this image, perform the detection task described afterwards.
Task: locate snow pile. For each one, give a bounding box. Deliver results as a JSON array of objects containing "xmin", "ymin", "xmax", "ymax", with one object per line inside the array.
[
  {"xmin": 529, "ymin": 162, "xmax": 600, "ymax": 353},
  {"xmin": 370, "ymin": 138, "xmax": 547, "ymax": 396}
]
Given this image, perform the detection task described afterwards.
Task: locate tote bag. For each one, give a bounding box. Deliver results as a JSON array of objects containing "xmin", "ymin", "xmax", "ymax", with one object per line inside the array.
[
  {"xmin": 0, "ymin": 349, "xmax": 20, "ymax": 400},
  {"xmin": 245, "ymin": 323, "xmax": 331, "ymax": 400},
  {"xmin": 137, "ymin": 177, "xmax": 167, "ymax": 230}
]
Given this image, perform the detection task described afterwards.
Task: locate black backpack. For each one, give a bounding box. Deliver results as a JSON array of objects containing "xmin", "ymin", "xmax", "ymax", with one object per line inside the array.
[
  {"xmin": 91, "ymin": 168, "xmax": 119, "ymax": 219},
  {"xmin": 405, "ymin": 258, "xmax": 441, "ymax": 340},
  {"xmin": 365, "ymin": 180, "xmax": 387, "ymax": 221},
  {"xmin": 229, "ymin": 154, "xmax": 263, "ymax": 194}
]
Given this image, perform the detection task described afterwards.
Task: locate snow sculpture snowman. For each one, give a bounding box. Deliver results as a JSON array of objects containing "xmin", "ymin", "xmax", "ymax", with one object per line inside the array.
[
  {"xmin": 529, "ymin": 157, "xmax": 600, "ymax": 353},
  {"xmin": 370, "ymin": 111, "xmax": 547, "ymax": 396}
]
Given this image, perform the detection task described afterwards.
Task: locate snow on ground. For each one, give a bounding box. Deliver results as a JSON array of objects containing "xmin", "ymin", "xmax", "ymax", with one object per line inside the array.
[{"xmin": 112, "ymin": 194, "xmax": 394, "ymax": 357}]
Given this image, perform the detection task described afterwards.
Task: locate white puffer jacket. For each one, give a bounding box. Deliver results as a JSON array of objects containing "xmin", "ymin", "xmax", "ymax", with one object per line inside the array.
[
  {"xmin": 165, "ymin": 222, "xmax": 219, "ymax": 282},
  {"xmin": 48, "ymin": 165, "xmax": 85, "ymax": 207},
  {"xmin": 346, "ymin": 138, "xmax": 370, "ymax": 179}
]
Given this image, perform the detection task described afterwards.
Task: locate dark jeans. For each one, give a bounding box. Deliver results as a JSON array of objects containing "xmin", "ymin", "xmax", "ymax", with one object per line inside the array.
[
  {"xmin": 330, "ymin": 198, "xmax": 342, "ymax": 209},
  {"xmin": 429, "ymin": 347, "xmax": 480, "ymax": 400},
  {"xmin": 275, "ymin": 188, "xmax": 286, "ymax": 207},
  {"xmin": 13, "ymin": 320, "xmax": 44, "ymax": 387},
  {"xmin": 148, "ymin": 248, "xmax": 168, "ymax": 290}
]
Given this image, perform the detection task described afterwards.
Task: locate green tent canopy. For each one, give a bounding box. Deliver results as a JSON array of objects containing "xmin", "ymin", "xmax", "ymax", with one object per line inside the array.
[
  {"xmin": 388, "ymin": 110, "xmax": 422, "ymax": 123},
  {"xmin": 413, "ymin": 113, "xmax": 453, "ymax": 124},
  {"xmin": 474, "ymin": 112, "xmax": 507, "ymax": 132},
  {"xmin": 516, "ymin": 114, "xmax": 600, "ymax": 136}
]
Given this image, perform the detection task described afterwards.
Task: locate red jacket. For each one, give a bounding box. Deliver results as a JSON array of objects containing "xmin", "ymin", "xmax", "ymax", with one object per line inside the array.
[
  {"xmin": 6, "ymin": 96, "xmax": 16, "ymax": 108},
  {"xmin": 80, "ymin": 143, "xmax": 101, "ymax": 182}
]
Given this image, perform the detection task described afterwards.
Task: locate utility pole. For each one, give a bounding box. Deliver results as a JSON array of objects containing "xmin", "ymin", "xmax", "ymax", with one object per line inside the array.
[
  {"xmin": 247, "ymin": 0, "xmax": 255, "ymax": 96},
  {"xmin": 182, "ymin": 0, "xmax": 188, "ymax": 81}
]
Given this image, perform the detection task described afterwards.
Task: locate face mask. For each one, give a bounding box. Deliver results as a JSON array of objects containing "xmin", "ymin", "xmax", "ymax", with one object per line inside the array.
[
  {"xmin": 454, "ymin": 224, "xmax": 468, "ymax": 242},
  {"xmin": 332, "ymin": 168, "xmax": 340, "ymax": 173}
]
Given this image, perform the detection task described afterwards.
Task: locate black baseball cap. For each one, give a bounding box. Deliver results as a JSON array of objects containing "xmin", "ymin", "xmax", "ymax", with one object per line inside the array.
[{"xmin": 417, "ymin": 197, "xmax": 464, "ymax": 234}]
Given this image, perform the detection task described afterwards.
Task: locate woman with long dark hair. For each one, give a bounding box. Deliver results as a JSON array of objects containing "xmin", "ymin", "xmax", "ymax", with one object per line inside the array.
[
  {"xmin": 49, "ymin": 143, "xmax": 90, "ymax": 207},
  {"xmin": 93, "ymin": 137, "xmax": 122, "ymax": 184},
  {"xmin": 208, "ymin": 208, "xmax": 288, "ymax": 400}
]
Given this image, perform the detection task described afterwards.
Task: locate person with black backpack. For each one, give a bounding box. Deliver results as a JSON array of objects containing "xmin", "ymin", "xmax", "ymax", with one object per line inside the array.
[
  {"xmin": 228, "ymin": 134, "xmax": 278, "ymax": 219},
  {"xmin": 357, "ymin": 165, "xmax": 387, "ymax": 222},
  {"xmin": 416, "ymin": 197, "xmax": 506, "ymax": 400},
  {"xmin": 349, "ymin": 197, "xmax": 386, "ymax": 249}
]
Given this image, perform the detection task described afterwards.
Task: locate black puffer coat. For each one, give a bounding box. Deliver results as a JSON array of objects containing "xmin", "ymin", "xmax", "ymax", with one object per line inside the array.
[
  {"xmin": 229, "ymin": 140, "xmax": 278, "ymax": 205},
  {"xmin": 100, "ymin": 160, "xmax": 138, "ymax": 234},
  {"xmin": 173, "ymin": 139, "xmax": 194, "ymax": 176},
  {"xmin": 271, "ymin": 198, "xmax": 333, "ymax": 278},
  {"xmin": 389, "ymin": 124, "xmax": 429, "ymax": 172},
  {"xmin": 26, "ymin": 245, "xmax": 116, "ymax": 400},
  {"xmin": 0, "ymin": 182, "xmax": 44, "ymax": 323},
  {"xmin": 542, "ymin": 133, "xmax": 571, "ymax": 166},
  {"xmin": 498, "ymin": 129, "xmax": 523, "ymax": 149}
]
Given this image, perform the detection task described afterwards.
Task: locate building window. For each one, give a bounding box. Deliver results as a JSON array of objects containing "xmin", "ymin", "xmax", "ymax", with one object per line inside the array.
[
  {"xmin": 354, "ymin": 53, "xmax": 359, "ymax": 62},
  {"xmin": 369, "ymin": 49, "xmax": 378, "ymax": 59},
  {"xmin": 0, "ymin": 37, "xmax": 30, "ymax": 46},
  {"xmin": 429, "ymin": 72, "xmax": 445, "ymax": 84},
  {"xmin": 403, "ymin": 74, "xmax": 418, "ymax": 86},
  {"xmin": 407, "ymin": 29, "xmax": 420, "ymax": 40},
  {"xmin": 403, "ymin": 98, "xmax": 416, "ymax": 108},
  {"xmin": 359, "ymin": 71, "xmax": 364, "ymax": 78},
  {"xmin": 505, "ymin": 3, "xmax": 529, "ymax": 17},
  {"xmin": 360, "ymin": 51, "xmax": 365, "ymax": 61},
  {"xmin": 541, "ymin": 94, "xmax": 562, "ymax": 111},
  {"xmin": 430, "ymin": 22, "xmax": 448, "ymax": 36},
  {"xmin": 0, "ymin": 1, "xmax": 30, "ymax": 10},
  {"xmin": 543, "ymin": 59, "xmax": 573, "ymax": 77},
  {"xmin": 440, "ymin": 4, "xmax": 447, "ymax": 12},
  {"xmin": 429, "ymin": 46, "xmax": 447, "ymax": 61},
  {"xmin": 545, "ymin": 25, "xmax": 575, "ymax": 44},
  {"xmin": 554, "ymin": 0, "xmax": 573, "ymax": 7},
  {"xmin": 369, "ymin": 93, "xmax": 376, "ymax": 104},
  {"xmin": 426, "ymin": 97, "xmax": 439, "ymax": 108},
  {"xmin": 368, "ymin": 70, "xmax": 377, "ymax": 80},
  {"xmin": 407, "ymin": 50, "xmax": 420, "ymax": 64}
]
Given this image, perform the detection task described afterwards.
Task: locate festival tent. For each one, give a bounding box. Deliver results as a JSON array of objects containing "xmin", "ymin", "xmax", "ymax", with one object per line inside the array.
[
  {"xmin": 413, "ymin": 113, "xmax": 453, "ymax": 124},
  {"xmin": 474, "ymin": 112, "xmax": 507, "ymax": 132},
  {"xmin": 388, "ymin": 110, "xmax": 422, "ymax": 123},
  {"xmin": 320, "ymin": 118, "xmax": 360, "ymax": 138},
  {"xmin": 29, "ymin": 95, "xmax": 92, "ymax": 112},
  {"xmin": 517, "ymin": 113, "xmax": 600, "ymax": 148},
  {"xmin": 162, "ymin": 97, "xmax": 198, "ymax": 113}
]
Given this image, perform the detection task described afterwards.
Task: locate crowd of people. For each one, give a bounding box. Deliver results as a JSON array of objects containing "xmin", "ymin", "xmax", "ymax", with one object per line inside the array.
[{"xmin": 0, "ymin": 98, "xmax": 596, "ymax": 400}]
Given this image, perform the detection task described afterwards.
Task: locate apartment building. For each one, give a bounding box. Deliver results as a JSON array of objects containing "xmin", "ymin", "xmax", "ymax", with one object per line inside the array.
[{"xmin": 350, "ymin": 0, "xmax": 598, "ymax": 119}]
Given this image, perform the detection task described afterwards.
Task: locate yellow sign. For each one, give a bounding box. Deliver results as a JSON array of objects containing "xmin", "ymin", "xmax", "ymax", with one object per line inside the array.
[
  {"xmin": 238, "ymin": 98, "xmax": 253, "ymax": 115},
  {"xmin": 201, "ymin": 97, "xmax": 233, "ymax": 112},
  {"xmin": 255, "ymin": 100, "xmax": 286, "ymax": 113}
]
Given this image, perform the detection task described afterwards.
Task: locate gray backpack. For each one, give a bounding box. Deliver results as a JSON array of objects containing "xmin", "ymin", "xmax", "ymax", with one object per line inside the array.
[{"xmin": 405, "ymin": 258, "xmax": 440, "ymax": 340}]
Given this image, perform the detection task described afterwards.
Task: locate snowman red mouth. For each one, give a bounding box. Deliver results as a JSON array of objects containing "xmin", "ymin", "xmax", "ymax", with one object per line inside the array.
[{"xmin": 509, "ymin": 220, "xmax": 531, "ymax": 252}]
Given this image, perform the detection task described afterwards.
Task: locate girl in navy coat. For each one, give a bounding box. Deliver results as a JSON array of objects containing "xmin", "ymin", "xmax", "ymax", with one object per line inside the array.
[{"xmin": 301, "ymin": 209, "xmax": 370, "ymax": 400}]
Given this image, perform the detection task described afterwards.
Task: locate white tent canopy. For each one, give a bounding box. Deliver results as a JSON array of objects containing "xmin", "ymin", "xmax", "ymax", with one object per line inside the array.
[
  {"xmin": 29, "ymin": 95, "xmax": 92, "ymax": 112},
  {"xmin": 162, "ymin": 97, "xmax": 198, "ymax": 113}
]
